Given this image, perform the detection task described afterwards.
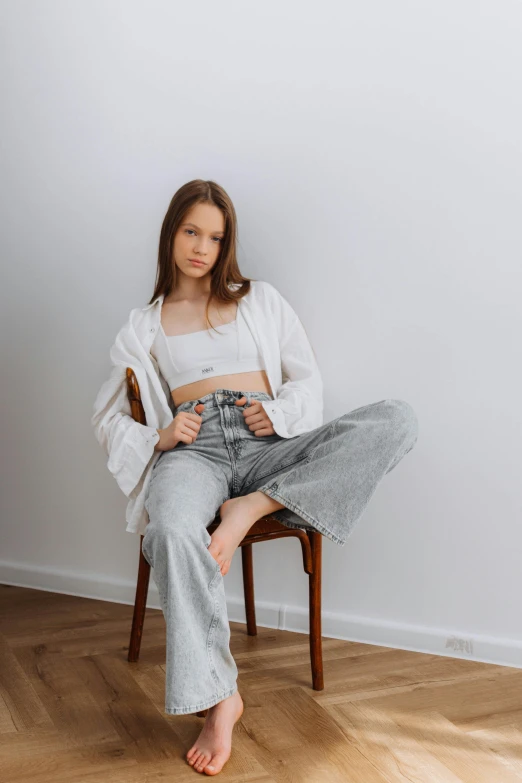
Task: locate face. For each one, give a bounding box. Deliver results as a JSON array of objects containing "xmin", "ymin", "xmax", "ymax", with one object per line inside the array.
[{"xmin": 172, "ymin": 202, "xmax": 226, "ymax": 279}]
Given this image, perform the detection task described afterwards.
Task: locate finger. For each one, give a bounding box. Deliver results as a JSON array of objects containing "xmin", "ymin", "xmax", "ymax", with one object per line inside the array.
[
  {"xmin": 242, "ymin": 401, "xmax": 262, "ymax": 417},
  {"xmin": 244, "ymin": 410, "xmax": 266, "ymax": 426},
  {"xmin": 255, "ymin": 427, "xmax": 274, "ymax": 437},
  {"xmin": 235, "ymin": 396, "xmax": 247, "ymax": 406},
  {"xmin": 248, "ymin": 418, "xmax": 272, "ymax": 432}
]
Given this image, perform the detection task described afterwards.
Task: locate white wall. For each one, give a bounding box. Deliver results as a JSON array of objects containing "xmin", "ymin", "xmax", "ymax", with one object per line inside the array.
[{"xmin": 2, "ymin": 0, "xmax": 521, "ymax": 668}]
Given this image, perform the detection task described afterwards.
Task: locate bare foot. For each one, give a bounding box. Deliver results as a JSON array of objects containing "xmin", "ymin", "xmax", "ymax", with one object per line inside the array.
[
  {"xmin": 208, "ymin": 496, "xmax": 265, "ymax": 576},
  {"xmin": 186, "ymin": 690, "xmax": 244, "ymax": 775}
]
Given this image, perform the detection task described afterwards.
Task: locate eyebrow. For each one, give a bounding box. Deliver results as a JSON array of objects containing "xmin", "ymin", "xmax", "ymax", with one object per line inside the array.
[{"xmin": 181, "ymin": 222, "xmax": 225, "ymax": 235}]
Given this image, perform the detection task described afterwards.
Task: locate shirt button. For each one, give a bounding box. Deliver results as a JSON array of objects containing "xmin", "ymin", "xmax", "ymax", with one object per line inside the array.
[{"xmin": 150, "ymin": 327, "xmax": 155, "ymax": 332}]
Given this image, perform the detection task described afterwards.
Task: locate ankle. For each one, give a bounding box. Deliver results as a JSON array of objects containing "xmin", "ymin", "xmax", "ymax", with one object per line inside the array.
[
  {"xmin": 244, "ymin": 490, "xmax": 284, "ymax": 517},
  {"xmin": 211, "ymin": 690, "xmax": 240, "ymax": 709}
]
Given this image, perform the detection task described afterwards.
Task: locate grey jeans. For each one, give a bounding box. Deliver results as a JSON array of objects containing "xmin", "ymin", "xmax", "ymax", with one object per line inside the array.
[{"xmin": 142, "ymin": 388, "xmax": 418, "ymax": 715}]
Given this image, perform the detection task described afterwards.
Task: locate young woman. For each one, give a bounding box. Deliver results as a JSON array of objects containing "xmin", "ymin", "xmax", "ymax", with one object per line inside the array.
[{"xmin": 92, "ymin": 179, "xmax": 419, "ymax": 776}]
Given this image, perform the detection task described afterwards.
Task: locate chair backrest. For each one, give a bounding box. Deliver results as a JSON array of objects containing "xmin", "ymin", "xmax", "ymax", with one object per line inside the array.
[{"xmin": 126, "ymin": 368, "xmax": 146, "ymax": 425}]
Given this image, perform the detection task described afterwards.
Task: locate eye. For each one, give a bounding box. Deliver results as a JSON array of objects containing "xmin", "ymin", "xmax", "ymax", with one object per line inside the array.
[{"xmin": 185, "ymin": 229, "xmax": 222, "ymax": 242}]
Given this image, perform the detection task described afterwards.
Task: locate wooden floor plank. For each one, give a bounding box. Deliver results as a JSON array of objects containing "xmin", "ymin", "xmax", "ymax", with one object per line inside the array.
[{"xmin": 0, "ymin": 634, "xmax": 53, "ymax": 732}]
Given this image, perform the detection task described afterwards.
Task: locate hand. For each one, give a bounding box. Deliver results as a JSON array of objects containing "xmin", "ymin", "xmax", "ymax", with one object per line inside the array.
[
  {"xmin": 235, "ymin": 396, "xmax": 276, "ymax": 436},
  {"xmin": 157, "ymin": 403, "xmax": 205, "ymax": 450}
]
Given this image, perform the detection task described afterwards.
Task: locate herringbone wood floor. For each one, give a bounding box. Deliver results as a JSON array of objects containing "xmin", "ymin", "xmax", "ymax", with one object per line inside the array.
[{"xmin": 1, "ymin": 583, "xmax": 522, "ymax": 782}]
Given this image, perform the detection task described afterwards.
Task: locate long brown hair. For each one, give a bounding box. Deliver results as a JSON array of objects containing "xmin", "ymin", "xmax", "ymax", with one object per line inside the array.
[{"xmin": 148, "ymin": 179, "xmax": 253, "ymax": 333}]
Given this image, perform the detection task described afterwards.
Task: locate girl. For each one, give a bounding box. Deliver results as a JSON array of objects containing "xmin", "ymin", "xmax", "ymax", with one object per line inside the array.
[{"xmin": 92, "ymin": 179, "xmax": 418, "ymax": 776}]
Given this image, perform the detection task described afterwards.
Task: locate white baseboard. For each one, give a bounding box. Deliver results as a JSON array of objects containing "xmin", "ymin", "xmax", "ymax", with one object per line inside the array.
[{"xmin": 1, "ymin": 559, "xmax": 520, "ymax": 670}]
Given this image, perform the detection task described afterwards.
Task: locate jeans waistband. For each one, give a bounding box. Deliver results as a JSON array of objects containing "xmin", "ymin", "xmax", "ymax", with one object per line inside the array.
[{"xmin": 174, "ymin": 388, "xmax": 273, "ymax": 415}]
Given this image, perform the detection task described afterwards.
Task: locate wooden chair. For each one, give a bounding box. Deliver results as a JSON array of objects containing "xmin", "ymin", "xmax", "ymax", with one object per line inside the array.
[{"xmin": 125, "ymin": 368, "xmax": 324, "ymax": 717}]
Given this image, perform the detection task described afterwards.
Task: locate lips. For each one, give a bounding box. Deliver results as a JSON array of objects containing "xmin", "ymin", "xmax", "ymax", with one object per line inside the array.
[{"xmin": 189, "ymin": 259, "xmax": 206, "ymax": 265}]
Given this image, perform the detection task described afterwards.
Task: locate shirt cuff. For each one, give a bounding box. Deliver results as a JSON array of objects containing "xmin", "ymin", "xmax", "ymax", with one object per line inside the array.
[
  {"xmin": 261, "ymin": 400, "xmax": 291, "ymax": 439},
  {"xmin": 113, "ymin": 423, "xmax": 161, "ymax": 497},
  {"xmin": 133, "ymin": 423, "xmax": 161, "ymax": 451}
]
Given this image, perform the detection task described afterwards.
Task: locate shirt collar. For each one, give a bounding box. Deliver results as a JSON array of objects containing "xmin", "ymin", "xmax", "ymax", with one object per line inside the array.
[
  {"xmin": 142, "ymin": 293, "xmax": 164, "ymax": 311},
  {"xmin": 142, "ymin": 283, "xmax": 241, "ymax": 311}
]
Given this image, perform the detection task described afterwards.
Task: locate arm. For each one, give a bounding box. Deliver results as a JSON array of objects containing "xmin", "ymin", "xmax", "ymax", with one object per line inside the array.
[
  {"xmin": 91, "ymin": 362, "xmax": 160, "ymax": 497},
  {"xmin": 260, "ymin": 287, "xmax": 324, "ymax": 438}
]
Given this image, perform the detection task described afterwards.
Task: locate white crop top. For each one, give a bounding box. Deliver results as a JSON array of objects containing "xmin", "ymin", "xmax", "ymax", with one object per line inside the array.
[{"xmin": 151, "ymin": 304, "xmax": 265, "ymax": 391}]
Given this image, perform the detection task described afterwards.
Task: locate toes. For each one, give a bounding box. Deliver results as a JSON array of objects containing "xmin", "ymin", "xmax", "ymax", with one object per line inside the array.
[
  {"xmin": 204, "ymin": 752, "xmax": 227, "ymax": 774},
  {"xmin": 196, "ymin": 753, "xmax": 210, "ymax": 771}
]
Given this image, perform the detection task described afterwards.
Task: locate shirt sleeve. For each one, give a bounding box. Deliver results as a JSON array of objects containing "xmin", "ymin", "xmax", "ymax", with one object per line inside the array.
[
  {"xmin": 259, "ymin": 287, "xmax": 324, "ymax": 438},
  {"xmin": 91, "ymin": 361, "xmax": 160, "ymax": 498}
]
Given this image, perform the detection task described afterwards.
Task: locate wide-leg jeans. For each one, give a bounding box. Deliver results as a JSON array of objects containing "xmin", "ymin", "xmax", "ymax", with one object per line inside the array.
[{"xmin": 142, "ymin": 388, "xmax": 419, "ymax": 714}]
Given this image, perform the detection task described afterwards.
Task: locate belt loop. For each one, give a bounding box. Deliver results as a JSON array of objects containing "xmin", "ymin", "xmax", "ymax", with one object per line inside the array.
[{"xmin": 245, "ymin": 391, "xmax": 251, "ymax": 408}]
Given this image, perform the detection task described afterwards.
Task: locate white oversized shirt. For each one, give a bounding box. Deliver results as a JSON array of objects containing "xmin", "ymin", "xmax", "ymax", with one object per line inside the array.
[{"xmin": 91, "ymin": 279, "xmax": 323, "ymax": 535}]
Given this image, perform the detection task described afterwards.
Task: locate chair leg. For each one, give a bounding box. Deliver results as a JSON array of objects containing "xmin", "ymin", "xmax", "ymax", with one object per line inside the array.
[
  {"xmin": 128, "ymin": 536, "xmax": 151, "ymax": 663},
  {"xmin": 241, "ymin": 542, "xmax": 257, "ymax": 636},
  {"xmin": 308, "ymin": 531, "xmax": 324, "ymax": 690}
]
